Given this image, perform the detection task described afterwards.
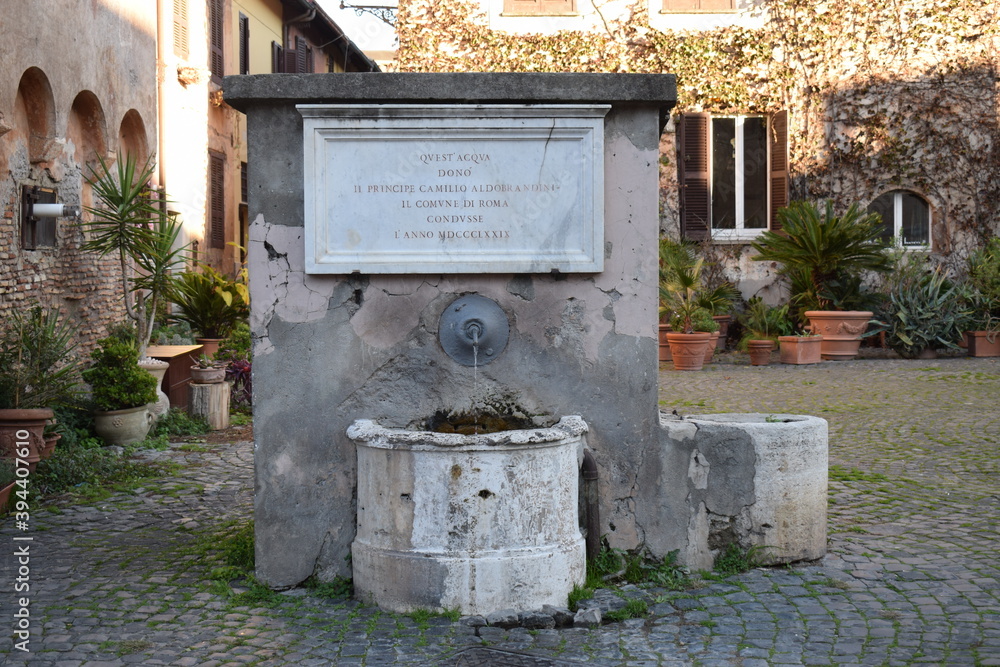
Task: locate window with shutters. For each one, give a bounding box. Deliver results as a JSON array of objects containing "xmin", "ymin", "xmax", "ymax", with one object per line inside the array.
[
  {"xmin": 173, "ymin": 0, "xmax": 189, "ymax": 59},
  {"xmin": 21, "ymin": 186, "xmax": 58, "ymax": 250},
  {"xmin": 209, "ymin": 0, "xmax": 224, "ymax": 83},
  {"xmin": 503, "ymin": 0, "xmax": 576, "ymax": 15},
  {"xmin": 208, "ymin": 151, "xmax": 225, "ymax": 250},
  {"xmin": 662, "ymin": 0, "xmax": 735, "ymax": 11},
  {"xmin": 271, "ymin": 41, "xmax": 283, "ymax": 73},
  {"xmin": 677, "ymin": 112, "xmax": 787, "ymax": 241},
  {"xmin": 239, "ymin": 14, "xmax": 250, "ymax": 75},
  {"xmin": 867, "ymin": 190, "xmax": 931, "ymax": 249}
]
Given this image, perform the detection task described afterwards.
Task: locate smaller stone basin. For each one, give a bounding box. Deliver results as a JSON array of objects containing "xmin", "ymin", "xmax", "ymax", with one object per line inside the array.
[
  {"xmin": 663, "ymin": 413, "xmax": 828, "ymax": 566},
  {"xmin": 347, "ymin": 416, "xmax": 588, "ymax": 615}
]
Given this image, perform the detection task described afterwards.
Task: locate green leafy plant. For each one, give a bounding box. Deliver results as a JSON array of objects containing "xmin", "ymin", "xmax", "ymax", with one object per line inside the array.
[
  {"xmin": 660, "ymin": 252, "xmax": 720, "ymax": 334},
  {"xmin": 81, "ymin": 337, "xmax": 158, "ymax": 411},
  {"xmin": 81, "ymin": 152, "xmax": 190, "ymax": 358},
  {"xmin": 0, "ymin": 457, "xmax": 16, "ymax": 490},
  {"xmin": 215, "ymin": 321, "xmax": 252, "ymax": 363},
  {"xmin": 170, "ymin": 266, "xmax": 249, "ymax": 340},
  {"xmin": 965, "ymin": 237, "xmax": 1000, "ymax": 331},
  {"xmin": 659, "ymin": 238, "xmax": 739, "ymax": 323},
  {"xmin": 751, "ymin": 200, "xmax": 891, "ymax": 319},
  {"xmin": 0, "ymin": 306, "xmax": 81, "ymax": 410},
  {"xmin": 871, "ymin": 265, "xmax": 972, "ymax": 358},
  {"xmin": 738, "ymin": 298, "xmax": 793, "ymax": 347}
]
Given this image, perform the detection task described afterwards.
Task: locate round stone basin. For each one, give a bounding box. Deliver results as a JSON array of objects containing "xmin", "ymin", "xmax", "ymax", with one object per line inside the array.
[
  {"xmin": 347, "ymin": 416, "xmax": 588, "ymax": 615},
  {"xmin": 685, "ymin": 413, "xmax": 828, "ymax": 564}
]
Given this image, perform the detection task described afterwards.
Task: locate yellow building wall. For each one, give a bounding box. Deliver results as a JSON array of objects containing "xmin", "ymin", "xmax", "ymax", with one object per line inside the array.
[{"xmin": 233, "ymin": 0, "xmax": 283, "ymax": 75}]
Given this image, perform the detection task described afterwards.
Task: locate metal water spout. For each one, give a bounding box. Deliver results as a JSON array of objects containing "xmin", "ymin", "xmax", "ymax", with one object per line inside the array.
[{"xmin": 439, "ymin": 295, "xmax": 509, "ymax": 367}]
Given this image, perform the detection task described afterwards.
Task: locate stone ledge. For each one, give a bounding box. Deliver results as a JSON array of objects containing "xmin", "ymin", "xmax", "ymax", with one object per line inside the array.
[{"xmin": 223, "ymin": 72, "xmax": 677, "ymax": 109}]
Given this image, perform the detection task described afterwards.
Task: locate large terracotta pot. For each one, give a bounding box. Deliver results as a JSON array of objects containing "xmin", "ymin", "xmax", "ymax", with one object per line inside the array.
[
  {"xmin": 658, "ymin": 324, "xmax": 672, "ymax": 362},
  {"xmin": 966, "ymin": 331, "xmax": 1000, "ymax": 357},
  {"xmin": 93, "ymin": 405, "xmax": 154, "ymax": 446},
  {"xmin": 779, "ymin": 335, "xmax": 824, "ymax": 365},
  {"xmin": 703, "ymin": 331, "xmax": 721, "ymax": 364},
  {"xmin": 805, "ymin": 311, "xmax": 873, "ymax": 361},
  {"xmin": 195, "ymin": 337, "xmax": 224, "ymax": 360},
  {"xmin": 748, "ymin": 339, "xmax": 775, "ymax": 366},
  {"xmin": 0, "ymin": 408, "xmax": 53, "ymax": 471},
  {"xmin": 666, "ymin": 332, "xmax": 712, "ymax": 371}
]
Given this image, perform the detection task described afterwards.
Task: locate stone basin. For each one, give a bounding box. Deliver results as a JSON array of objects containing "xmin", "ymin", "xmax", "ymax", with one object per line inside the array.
[{"xmin": 347, "ymin": 416, "xmax": 588, "ymax": 615}]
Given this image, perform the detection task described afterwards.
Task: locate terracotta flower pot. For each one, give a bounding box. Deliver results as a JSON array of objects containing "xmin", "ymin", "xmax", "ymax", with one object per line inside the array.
[
  {"xmin": 805, "ymin": 311, "xmax": 873, "ymax": 361},
  {"xmin": 666, "ymin": 332, "xmax": 712, "ymax": 371},
  {"xmin": 779, "ymin": 335, "xmax": 823, "ymax": 365},
  {"xmin": 966, "ymin": 331, "xmax": 1000, "ymax": 357},
  {"xmin": 0, "ymin": 408, "xmax": 53, "ymax": 471},
  {"xmin": 658, "ymin": 324, "xmax": 672, "ymax": 362},
  {"xmin": 190, "ymin": 366, "xmax": 227, "ymax": 384},
  {"xmin": 40, "ymin": 432, "xmax": 61, "ymax": 460},
  {"xmin": 195, "ymin": 337, "xmax": 224, "ymax": 360},
  {"xmin": 748, "ymin": 340, "xmax": 775, "ymax": 366},
  {"xmin": 0, "ymin": 481, "xmax": 16, "ymax": 514},
  {"xmin": 712, "ymin": 315, "xmax": 731, "ymax": 350},
  {"xmin": 703, "ymin": 331, "xmax": 721, "ymax": 364}
]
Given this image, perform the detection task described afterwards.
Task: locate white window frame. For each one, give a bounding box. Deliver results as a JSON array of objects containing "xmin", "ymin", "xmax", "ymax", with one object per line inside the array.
[
  {"xmin": 873, "ymin": 190, "xmax": 932, "ymax": 251},
  {"xmin": 711, "ymin": 115, "xmax": 769, "ymax": 242}
]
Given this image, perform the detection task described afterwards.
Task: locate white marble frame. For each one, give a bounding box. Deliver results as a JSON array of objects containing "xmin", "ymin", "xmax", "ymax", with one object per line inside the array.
[{"xmin": 299, "ymin": 105, "xmax": 609, "ymax": 274}]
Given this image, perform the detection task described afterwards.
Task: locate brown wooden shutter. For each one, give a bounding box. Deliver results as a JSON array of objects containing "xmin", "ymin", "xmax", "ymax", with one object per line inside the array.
[
  {"xmin": 678, "ymin": 113, "xmax": 711, "ymax": 241},
  {"xmin": 209, "ymin": 0, "xmax": 224, "ymax": 81},
  {"xmin": 239, "ymin": 14, "xmax": 250, "ymax": 75},
  {"xmin": 173, "ymin": 0, "xmax": 189, "ymax": 58},
  {"xmin": 295, "ymin": 37, "xmax": 308, "ymax": 75},
  {"xmin": 284, "ymin": 49, "xmax": 299, "ymax": 74},
  {"xmin": 769, "ymin": 110, "xmax": 789, "ymax": 230},
  {"xmin": 209, "ymin": 152, "xmax": 225, "ymax": 250}
]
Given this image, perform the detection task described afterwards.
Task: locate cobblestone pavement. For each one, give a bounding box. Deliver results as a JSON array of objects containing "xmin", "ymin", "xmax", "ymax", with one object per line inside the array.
[{"xmin": 1, "ymin": 355, "xmax": 998, "ymax": 666}]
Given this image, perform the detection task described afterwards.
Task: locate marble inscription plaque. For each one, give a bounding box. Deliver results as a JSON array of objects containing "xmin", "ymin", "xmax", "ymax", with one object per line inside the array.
[{"xmin": 299, "ymin": 105, "xmax": 609, "ymax": 274}]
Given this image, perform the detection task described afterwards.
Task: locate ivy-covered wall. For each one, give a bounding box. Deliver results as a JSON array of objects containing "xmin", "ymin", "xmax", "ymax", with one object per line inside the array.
[{"xmin": 397, "ymin": 0, "xmax": 1000, "ymax": 278}]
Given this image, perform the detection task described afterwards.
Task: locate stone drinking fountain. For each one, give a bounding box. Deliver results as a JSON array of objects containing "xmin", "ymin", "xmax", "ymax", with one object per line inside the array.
[{"xmin": 224, "ymin": 73, "xmax": 828, "ymax": 615}]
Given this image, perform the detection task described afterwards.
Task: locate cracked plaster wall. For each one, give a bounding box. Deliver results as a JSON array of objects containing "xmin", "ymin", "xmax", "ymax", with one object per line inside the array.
[{"xmin": 236, "ymin": 79, "xmax": 672, "ymax": 588}]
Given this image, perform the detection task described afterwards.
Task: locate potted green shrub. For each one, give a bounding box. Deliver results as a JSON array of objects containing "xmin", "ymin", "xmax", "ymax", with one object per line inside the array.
[
  {"xmin": 751, "ymin": 200, "xmax": 891, "ymax": 360},
  {"xmin": 871, "ymin": 255, "xmax": 972, "ymax": 359},
  {"xmin": 0, "ymin": 306, "xmax": 80, "ymax": 467},
  {"xmin": 964, "ymin": 238, "xmax": 1000, "ymax": 357},
  {"xmin": 739, "ymin": 298, "xmax": 793, "ymax": 366},
  {"xmin": 661, "ymin": 255, "xmax": 719, "ymax": 371},
  {"xmin": 82, "ymin": 337, "xmax": 157, "ymax": 446}
]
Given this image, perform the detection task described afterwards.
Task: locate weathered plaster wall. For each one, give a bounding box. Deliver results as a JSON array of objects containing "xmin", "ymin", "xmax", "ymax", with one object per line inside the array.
[
  {"xmin": 0, "ymin": 0, "xmax": 157, "ymax": 352},
  {"xmin": 226, "ymin": 72, "xmax": 676, "ymax": 586}
]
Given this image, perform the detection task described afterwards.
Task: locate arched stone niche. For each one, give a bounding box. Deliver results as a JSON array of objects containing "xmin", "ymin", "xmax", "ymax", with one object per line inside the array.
[
  {"xmin": 67, "ymin": 90, "xmax": 109, "ymax": 172},
  {"xmin": 118, "ymin": 109, "xmax": 150, "ymax": 165},
  {"xmin": 14, "ymin": 67, "xmax": 57, "ymax": 164}
]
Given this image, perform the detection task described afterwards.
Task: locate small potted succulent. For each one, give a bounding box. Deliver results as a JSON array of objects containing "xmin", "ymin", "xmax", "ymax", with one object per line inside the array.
[
  {"xmin": 190, "ymin": 354, "xmax": 227, "ymax": 384},
  {"xmin": 82, "ymin": 337, "xmax": 157, "ymax": 446}
]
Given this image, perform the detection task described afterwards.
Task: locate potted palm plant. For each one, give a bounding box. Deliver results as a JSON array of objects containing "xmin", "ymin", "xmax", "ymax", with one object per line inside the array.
[
  {"xmin": 0, "ymin": 306, "xmax": 80, "ymax": 467},
  {"xmin": 661, "ymin": 255, "xmax": 719, "ymax": 371},
  {"xmin": 751, "ymin": 200, "xmax": 891, "ymax": 360},
  {"xmin": 739, "ymin": 298, "xmax": 793, "ymax": 366},
  {"xmin": 82, "ymin": 337, "xmax": 157, "ymax": 445},
  {"xmin": 170, "ymin": 265, "xmax": 249, "ymax": 359}
]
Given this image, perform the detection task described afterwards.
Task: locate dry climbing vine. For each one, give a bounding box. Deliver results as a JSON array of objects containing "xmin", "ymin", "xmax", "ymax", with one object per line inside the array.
[{"xmin": 397, "ymin": 0, "xmax": 1000, "ymax": 255}]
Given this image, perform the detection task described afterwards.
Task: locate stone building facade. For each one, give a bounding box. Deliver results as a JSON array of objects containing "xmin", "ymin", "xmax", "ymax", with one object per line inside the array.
[{"xmin": 396, "ymin": 0, "xmax": 1000, "ymax": 299}]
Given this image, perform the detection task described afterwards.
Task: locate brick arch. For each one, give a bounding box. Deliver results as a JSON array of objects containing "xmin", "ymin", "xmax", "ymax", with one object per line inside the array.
[
  {"xmin": 117, "ymin": 109, "xmax": 150, "ymax": 165},
  {"xmin": 67, "ymin": 90, "xmax": 109, "ymax": 172},
  {"xmin": 14, "ymin": 67, "xmax": 57, "ymax": 164}
]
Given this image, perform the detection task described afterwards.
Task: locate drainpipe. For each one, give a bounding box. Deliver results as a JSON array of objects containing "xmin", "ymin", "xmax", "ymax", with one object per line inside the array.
[
  {"xmin": 155, "ymin": 0, "xmax": 169, "ymax": 188},
  {"xmin": 284, "ymin": 0, "xmax": 317, "ymax": 55},
  {"xmin": 581, "ymin": 449, "xmax": 601, "ymax": 563}
]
